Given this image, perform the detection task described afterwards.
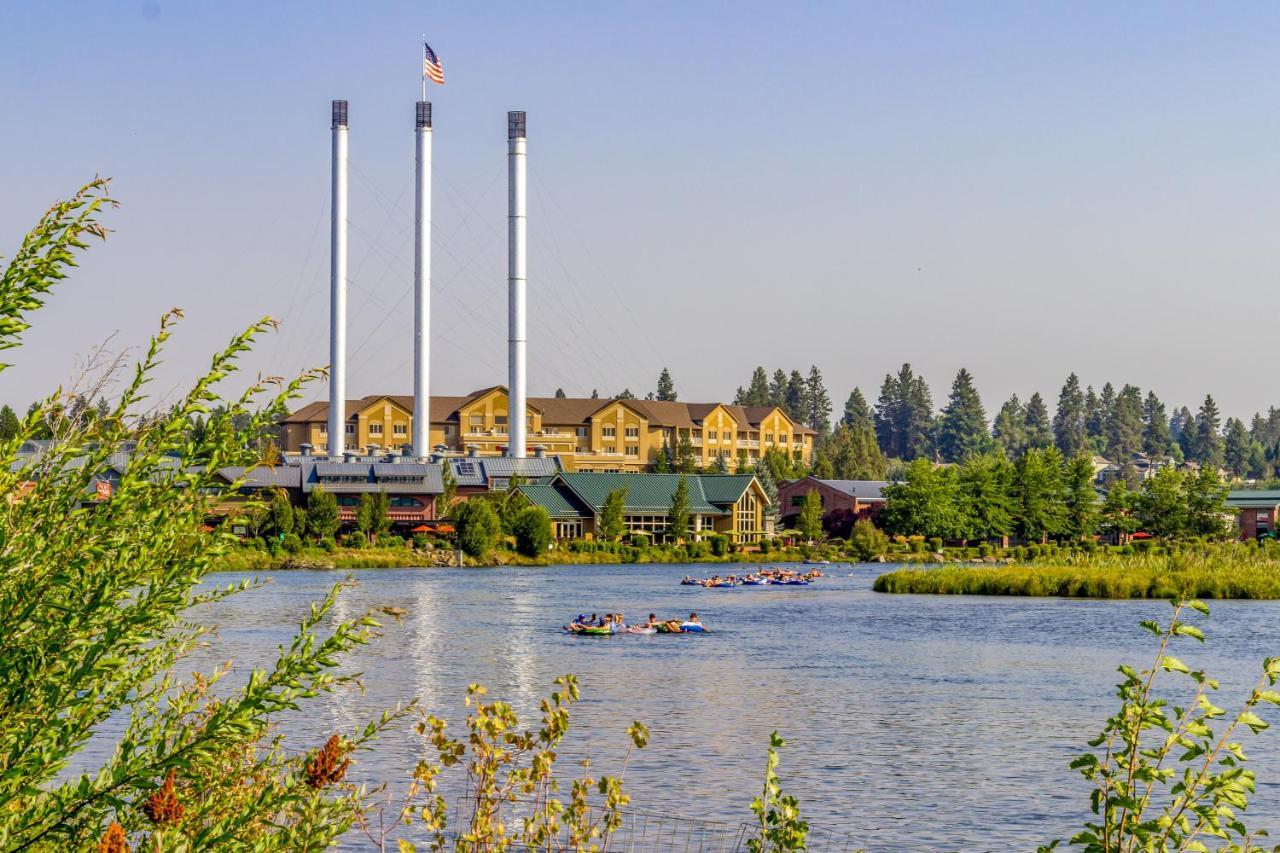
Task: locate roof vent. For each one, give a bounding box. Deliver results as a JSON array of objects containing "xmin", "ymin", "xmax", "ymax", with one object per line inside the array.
[
  {"xmin": 467, "ymin": 445, "xmax": 480, "ymax": 458},
  {"xmin": 299, "ymin": 443, "xmax": 313, "ymax": 457},
  {"xmin": 533, "ymin": 445, "xmax": 547, "ymax": 458}
]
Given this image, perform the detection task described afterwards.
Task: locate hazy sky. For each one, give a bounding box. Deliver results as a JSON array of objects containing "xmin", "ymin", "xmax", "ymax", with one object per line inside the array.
[{"xmin": 2, "ymin": 2, "xmax": 1278, "ymax": 422}]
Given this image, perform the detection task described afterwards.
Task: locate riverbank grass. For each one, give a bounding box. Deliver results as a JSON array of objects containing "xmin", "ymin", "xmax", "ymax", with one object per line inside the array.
[{"xmin": 873, "ymin": 551, "xmax": 1280, "ymax": 599}]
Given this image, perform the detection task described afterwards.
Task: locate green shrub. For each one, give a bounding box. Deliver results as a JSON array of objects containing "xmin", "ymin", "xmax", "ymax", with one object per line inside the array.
[
  {"xmin": 376, "ymin": 533, "xmax": 404, "ymax": 548},
  {"xmin": 848, "ymin": 519, "xmax": 889, "ymax": 562},
  {"xmin": 412, "ymin": 532, "xmax": 431, "ymax": 550},
  {"xmin": 282, "ymin": 533, "xmax": 302, "ymax": 554},
  {"xmin": 455, "ymin": 499, "xmax": 500, "ymax": 559},
  {"xmin": 342, "ymin": 531, "xmax": 367, "ymax": 549},
  {"xmin": 759, "ymin": 538, "xmax": 772, "ymax": 554},
  {"xmin": 318, "ymin": 536, "xmax": 336, "ymax": 552},
  {"xmin": 512, "ymin": 506, "xmax": 553, "ymax": 558},
  {"xmin": 928, "ymin": 537, "xmax": 943, "ymax": 553},
  {"xmin": 708, "ymin": 534, "xmax": 728, "ymax": 557}
]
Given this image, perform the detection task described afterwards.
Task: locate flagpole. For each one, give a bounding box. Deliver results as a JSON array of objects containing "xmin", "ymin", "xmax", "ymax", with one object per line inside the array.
[{"xmin": 420, "ymin": 34, "xmax": 427, "ymax": 102}]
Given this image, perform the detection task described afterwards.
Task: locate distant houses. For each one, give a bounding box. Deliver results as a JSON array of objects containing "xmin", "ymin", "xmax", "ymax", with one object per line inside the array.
[{"xmin": 775, "ymin": 477, "xmax": 888, "ymax": 537}]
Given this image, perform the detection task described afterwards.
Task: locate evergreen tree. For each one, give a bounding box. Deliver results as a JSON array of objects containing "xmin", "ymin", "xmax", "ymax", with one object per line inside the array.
[
  {"xmin": 797, "ymin": 489, "xmax": 824, "ymax": 541},
  {"xmin": 937, "ymin": 368, "xmax": 988, "ymax": 462},
  {"xmin": 554, "ymin": 388, "xmax": 566, "ymax": 398},
  {"xmin": 1013, "ymin": 446, "xmax": 1066, "ymax": 542},
  {"xmin": 1084, "ymin": 385, "xmax": 1104, "ymax": 446},
  {"xmin": 1062, "ymin": 454, "xmax": 1099, "ymax": 540},
  {"xmin": 1024, "ymin": 392, "xmax": 1053, "ymax": 450},
  {"xmin": 784, "ymin": 370, "xmax": 809, "ymax": 424},
  {"xmin": 745, "ymin": 367, "xmax": 771, "ymax": 407},
  {"xmin": 1097, "ymin": 383, "xmax": 1117, "ymax": 439},
  {"xmin": 305, "ymin": 487, "xmax": 340, "ymax": 539},
  {"xmin": 842, "ymin": 388, "xmax": 871, "ymax": 429},
  {"xmin": 654, "ymin": 437, "xmax": 672, "ymax": 472},
  {"xmin": 825, "ymin": 422, "xmax": 887, "ymax": 480},
  {"xmin": 1053, "ymin": 374, "xmax": 1088, "ymax": 457},
  {"xmin": 666, "ymin": 475, "xmax": 691, "ymax": 542},
  {"xmin": 1106, "ymin": 384, "xmax": 1144, "ymax": 460},
  {"xmin": 713, "ymin": 453, "xmax": 729, "ymax": 474},
  {"xmin": 1224, "ymin": 417, "xmax": 1252, "ymax": 478},
  {"xmin": 873, "ymin": 373, "xmax": 901, "ymax": 457},
  {"xmin": 590, "ymin": 389, "xmax": 599, "ymax": 399},
  {"xmin": 752, "ymin": 457, "xmax": 780, "ymax": 530},
  {"xmin": 440, "ymin": 464, "xmax": 458, "ymax": 513},
  {"xmin": 0, "ymin": 405, "xmax": 18, "ymax": 440},
  {"xmin": 769, "ymin": 370, "xmax": 788, "ymax": 408},
  {"xmin": 616, "ymin": 388, "xmax": 636, "ymax": 400},
  {"xmin": 992, "ymin": 395, "xmax": 1028, "ymax": 459},
  {"xmin": 656, "ymin": 367, "xmax": 677, "ymax": 401},
  {"xmin": 805, "ymin": 365, "xmax": 832, "ymax": 436},
  {"xmin": 1142, "ymin": 391, "xmax": 1174, "ymax": 458},
  {"xmin": 1194, "ymin": 395, "xmax": 1224, "ymax": 468},
  {"xmin": 676, "ymin": 433, "xmax": 697, "ymax": 473},
  {"xmin": 599, "ymin": 487, "xmax": 627, "ymax": 541}
]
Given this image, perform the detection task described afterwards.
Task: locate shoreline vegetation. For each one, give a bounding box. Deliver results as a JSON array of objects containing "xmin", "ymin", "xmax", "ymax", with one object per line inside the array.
[{"xmin": 874, "ymin": 547, "xmax": 1280, "ymax": 599}]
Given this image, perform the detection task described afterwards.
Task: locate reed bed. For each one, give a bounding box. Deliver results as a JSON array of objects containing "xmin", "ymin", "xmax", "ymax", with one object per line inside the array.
[{"xmin": 873, "ymin": 547, "xmax": 1280, "ymax": 599}]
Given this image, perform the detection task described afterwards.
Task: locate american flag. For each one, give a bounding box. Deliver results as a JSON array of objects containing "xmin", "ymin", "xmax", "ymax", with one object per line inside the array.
[{"xmin": 423, "ymin": 41, "xmax": 444, "ymax": 85}]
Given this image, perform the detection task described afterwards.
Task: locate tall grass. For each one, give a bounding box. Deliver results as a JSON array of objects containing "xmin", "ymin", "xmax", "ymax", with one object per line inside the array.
[{"xmin": 873, "ymin": 547, "xmax": 1280, "ymax": 599}]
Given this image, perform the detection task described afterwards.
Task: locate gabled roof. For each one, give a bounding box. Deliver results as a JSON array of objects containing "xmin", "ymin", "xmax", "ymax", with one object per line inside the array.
[
  {"xmin": 447, "ymin": 455, "xmax": 564, "ymax": 487},
  {"xmin": 698, "ymin": 474, "xmax": 761, "ymax": 506},
  {"xmin": 217, "ymin": 465, "xmax": 303, "ymax": 488},
  {"xmin": 553, "ymin": 473, "xmax": 723, "ymax": 515},
  {"xmin": 518, "ymin": 483, "xmax": 590, "ymax": 519}
]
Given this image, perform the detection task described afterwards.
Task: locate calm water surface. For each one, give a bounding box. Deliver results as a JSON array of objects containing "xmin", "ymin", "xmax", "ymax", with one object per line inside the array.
[{"xmin": 110, "ymin": 563, "xmax": 1280, "ymax": 850}]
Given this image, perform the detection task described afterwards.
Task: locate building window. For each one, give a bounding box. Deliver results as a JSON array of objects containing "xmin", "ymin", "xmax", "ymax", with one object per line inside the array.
[
  {"xmin": 369, "ymin": 423, "xmax": 383, "ymax": 437},
  {"xmin": 556, "ymin": 520, "xmax": 584, "ymax": 539},
  {"xmin": 469, "ymin": 414, "xmax": 484, "ymax": 427},
  {"xmin": 764, "ymin": 433, "xmax": 773, "ymax": 444},
  {"xmin": 319, "ymin": 423, "xmax": 327, "ymax": 435},
  {"xmin": 495, "ymin": 416, "xmax": 508, "ymax": 426},
  {"xmin": 445, "ymin": 425, "xmax": 456, "ymax": 436},
  {"xmin": 625, "ymin": 445, "xmax": 639, "ymax": 457},
  {"xmin": 779, "ymin": 434, "xmax": 789, "ymax": 444},
  {"xmin": 625, "ymin": 426, "xmax": 639, "ymax": 439},
  {"xmin": 345, "ymin": 424, "xmax": 356, "ymax": 435},
  {"xmin": 393, "ymin": 423, "xmax": 407, "ymax": 436},
  {"xmin": 544, "ymin": 427, "xmax": 559, "ymax": 435},
  {"xmin": 389, "ymin": 496, "xmax": 422, "ymax": 507},
  {"xmin": 603, "ymin": 426, "xmax": 616, "ymax": 438},
  {"xmin": 737, "ymin": 493, "xmax": 759, "ymax": 538},
  {"xmin": 708, "ymin": 430, "xmax": 717, "ymax": 441},
  {"xmin": 576, "ymin": 426, "xmax": 589, "ymax": 438}
]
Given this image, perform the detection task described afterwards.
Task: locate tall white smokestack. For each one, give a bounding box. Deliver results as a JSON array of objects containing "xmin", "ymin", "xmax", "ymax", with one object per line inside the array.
[
  {"xmin": 328, "ymin": 100, "xmax": 349, "ymax": 458},
  {"xmin": 412, "ymin": 101, "xmax": 432, "ymax": 459},
  {"xmin": 507, "ymin": 111, "xmax": 527, "ymax": 459}
]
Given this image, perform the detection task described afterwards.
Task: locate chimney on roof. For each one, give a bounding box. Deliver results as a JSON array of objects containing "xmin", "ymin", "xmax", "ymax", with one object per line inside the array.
[
  {"xmin": 300, "ymin": 443, "xmax": 313, "ymax": 457},
  {"xmin": 467, "ymin": 445, "xmax": 480, "ymax": 458},
  {"xmin": 328, "ymin": 99, "xmax": 349, "ymax": 458},
  {"xmin": 533, "ymin": 445, "xmax": 546, "ymax": 458},
  {"xmin": 507, "ymin": 110, "xmax": 527, "ymax": 459},
  {"xmin": 343, "ymin": 452, "xmax": 357, "ymax": 463},
  {"xmin": 413, "ymin": 100, "xmax": 432, "ymax": 461},
  {"xmin": 366, "ymin": 443, "xmax": 381, "ymax": 459}
]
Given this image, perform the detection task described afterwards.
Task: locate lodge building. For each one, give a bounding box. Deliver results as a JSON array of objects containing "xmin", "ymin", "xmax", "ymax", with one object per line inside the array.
[{"xmin": 279, "ymin": 386, "xmax": 815, "ymax": 473}]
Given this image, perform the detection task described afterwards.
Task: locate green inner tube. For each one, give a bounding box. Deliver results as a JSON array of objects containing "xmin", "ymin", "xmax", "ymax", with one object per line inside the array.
[{"xmin": 573, "ymin": 626, "xmax": 613, "ymax": 635}]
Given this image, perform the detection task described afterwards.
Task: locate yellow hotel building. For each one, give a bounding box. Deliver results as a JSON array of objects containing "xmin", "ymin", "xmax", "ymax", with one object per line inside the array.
[{"xmin": 280, "ymin": 386, "xmax": 814, "ymax": 472}]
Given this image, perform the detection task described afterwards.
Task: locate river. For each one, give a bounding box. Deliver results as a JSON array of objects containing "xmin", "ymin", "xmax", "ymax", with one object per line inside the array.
[{"xmin": 118, "ymin": 563, "xmax": 1280, "ymax": 850}]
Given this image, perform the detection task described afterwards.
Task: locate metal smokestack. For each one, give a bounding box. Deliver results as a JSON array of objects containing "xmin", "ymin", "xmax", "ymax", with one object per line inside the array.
[
  {"xmin": 412, "ymin": 102, "xmax": 432, "ymax": 459},
  {"xmin": 507, "ymin": 111, "xmax": 527, "ymax": 459},
  {"xmin": 328, "ymin": 100, "xmax": 349, "ymax": 457}
]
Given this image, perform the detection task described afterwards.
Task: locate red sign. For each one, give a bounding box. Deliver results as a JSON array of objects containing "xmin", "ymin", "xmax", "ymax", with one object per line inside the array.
[{"xmin": 95, "ymin": 480, "xmax": 113, "ymax": 501}]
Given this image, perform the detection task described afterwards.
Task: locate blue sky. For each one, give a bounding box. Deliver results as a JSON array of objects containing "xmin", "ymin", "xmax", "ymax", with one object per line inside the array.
[{"xmin": 2, "ymin": 2, "xmax": 1278, "ymax": 420}]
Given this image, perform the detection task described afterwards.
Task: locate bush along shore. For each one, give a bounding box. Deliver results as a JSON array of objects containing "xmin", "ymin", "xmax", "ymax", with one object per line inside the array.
[
  {"xmin": 210, "ymin": 538, "xmax": 839, "ymax": 572},
  {"xmin": 873, "ymin": 544, "xmax": 1280, "ymax": 599}
]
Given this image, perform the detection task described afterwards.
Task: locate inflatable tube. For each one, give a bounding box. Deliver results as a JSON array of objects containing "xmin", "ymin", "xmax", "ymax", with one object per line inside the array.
[
  {"xmin": 569, "ymin": 625, "xmax": 613, "ymax": 636},
  {"xmin": 741, "ymin": 579, "xmax": 769, "ymax": 585},
  {"xmin": 656, "ymin": 622, "xmax": 682, "ymax": 633},
  {"xmin": 679, "ymin": 622, "xmax": 708, "ymax": 633},
  {"xmin": 626, "ymin": 626, "xmax": 657, "ymax": 635},
  {"xmin": 782, "ymin": 579, "xmax": 809, "ymax": 586}
]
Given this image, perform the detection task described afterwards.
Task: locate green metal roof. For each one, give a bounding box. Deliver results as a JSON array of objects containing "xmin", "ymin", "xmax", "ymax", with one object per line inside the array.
[
  {"xmin": 1226, "ymin": 489, "xmax": 1280, "ymax": 508},
  {"xmin": 518, "ymin": 483, "xmax": 586, "ymax": 519},
  {"xmin": 555, "ymin": 473, "xmax": 724, "ymax": 514},
  {"xmin": 698, "ymin": 474, "xmax": 759, "ymax": 506}
]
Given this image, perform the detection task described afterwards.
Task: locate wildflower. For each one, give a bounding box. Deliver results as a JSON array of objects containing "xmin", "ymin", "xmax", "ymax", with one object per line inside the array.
[
  {"xmin": 141, "ymin": 769, "xmax": 185, "ymax": 826},
  {"xmin": 305, "ymin": 734, "xmax": 350, "ymax": 789},
  {"xmin": 97, "ymin": 822, "xmax": 128, "ymax": 853}
]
